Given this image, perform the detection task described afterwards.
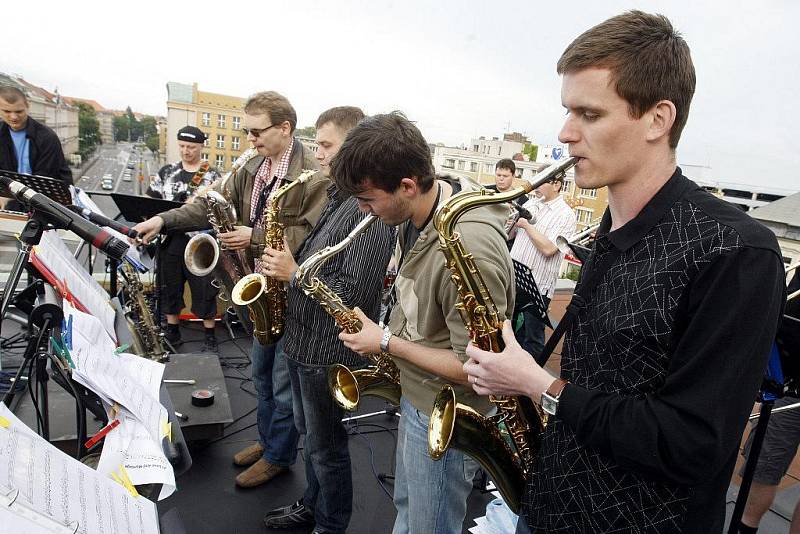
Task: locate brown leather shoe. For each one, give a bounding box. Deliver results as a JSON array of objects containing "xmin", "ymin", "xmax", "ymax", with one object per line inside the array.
[
  {"xmin": 235, "ymin": 458, "xmax": 287, "ymax": 488},
  {"xmin": 233, "ymin": 443, "xmax": 265, "ymax": 467}
]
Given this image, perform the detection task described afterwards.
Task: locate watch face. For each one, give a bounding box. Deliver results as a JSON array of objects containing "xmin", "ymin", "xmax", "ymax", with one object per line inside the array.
[{"xmin": 541, "ymin": 394, "xmax": 557, "ymax": 416}]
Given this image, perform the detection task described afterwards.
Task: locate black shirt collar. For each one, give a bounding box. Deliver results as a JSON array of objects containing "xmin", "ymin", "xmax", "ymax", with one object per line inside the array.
[{"xmin": 597, "ymin": 167, "xmax": 694, "ymax": 252}]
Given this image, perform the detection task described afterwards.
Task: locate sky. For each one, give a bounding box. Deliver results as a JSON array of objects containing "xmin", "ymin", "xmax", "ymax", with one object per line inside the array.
[{"xmin": 3, "ymin": 0, "xmax": 798, "ymax": 191}]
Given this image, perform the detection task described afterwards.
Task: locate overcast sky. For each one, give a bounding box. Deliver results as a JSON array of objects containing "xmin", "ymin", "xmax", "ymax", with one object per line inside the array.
[{"xmin": 3, "ymin": 0, "xmax": 797, "ymax": 191}]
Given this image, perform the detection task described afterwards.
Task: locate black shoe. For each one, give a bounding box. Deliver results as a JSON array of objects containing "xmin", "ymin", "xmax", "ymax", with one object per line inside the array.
[
  {"xmin": 201, "ymin": 336, "xmax": 218, "ymax": 353},
  {"xmin": 263, "ymin": 499, "xmax": 314, "ymax": 529},
  {"xmin": 164, "ymin": 327, "xmax": 183, "ymax": 347}
]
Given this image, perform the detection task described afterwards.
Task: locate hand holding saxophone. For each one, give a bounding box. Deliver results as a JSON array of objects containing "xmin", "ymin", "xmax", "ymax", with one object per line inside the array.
[
  {"xmin": 338, "ymin": 307, "xmax": 383, "ymax": 355},
  {"xmin": 262, "ymin": 237, "xmax": 297, "ymax": 282},
  {"xmin": 217, "ymin": 225, "xmax": 252, "ymax": 250},
  {"xmin": 464, "ymin": 320, "xmax": 556, "ymax": 400}
]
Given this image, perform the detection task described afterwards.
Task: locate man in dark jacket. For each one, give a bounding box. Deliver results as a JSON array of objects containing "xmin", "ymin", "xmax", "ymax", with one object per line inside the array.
[{"xmin": 0, "ymin": 85, "xmax": 72, "ymax": 210}]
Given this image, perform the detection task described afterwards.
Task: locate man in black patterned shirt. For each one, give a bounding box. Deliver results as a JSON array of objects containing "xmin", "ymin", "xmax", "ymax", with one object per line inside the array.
[
  {"xmin": 261, "ymin": 107, "xmax": 394, "ymax": 533},
  {"xmin": 464, "ymin": 11, "xmax": 786, "ymax": 533}
]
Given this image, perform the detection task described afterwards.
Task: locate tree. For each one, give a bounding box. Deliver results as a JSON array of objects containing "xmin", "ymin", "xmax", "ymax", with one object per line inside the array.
[
  {"xmin": 113, "ymin": 115, "xmax": 129, "ymax": 142},
  {"xmin": 295, "ymin": 125, "xmax": 316, "ymax": 138},
  {"xmin": 75, "ymin": 102, "xmax": 100, "ymax": 158},
  {"xmin": 140, "ymin": 116, "xmax": 157, "ymax": 140},
  {"xmin": 522, "ymin": 143, "xmax": 538, "ymax": 162},
  {"xmin": 146, "ymin": 135, "xmax": 159, "ymax": 155}
]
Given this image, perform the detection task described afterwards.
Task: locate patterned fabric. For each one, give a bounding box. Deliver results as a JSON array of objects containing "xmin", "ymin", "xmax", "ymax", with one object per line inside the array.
[
  {"xmin": 250, "ymin": 138, "xmax": 295, "ymax": 273},
  {"xmin": 510, "ymin": 195, "xmax": 576, "ymax": 298},
  {"xmin": 283, "ymin": 187, "xmax": 395, "ymax": 367},
  {"xmin": 525, "ymin": 169, "xmax": 784, "ymax": 533},
  {"xmin": 150, "ymin": 161, "xmax": 220, "ymax": 202}
]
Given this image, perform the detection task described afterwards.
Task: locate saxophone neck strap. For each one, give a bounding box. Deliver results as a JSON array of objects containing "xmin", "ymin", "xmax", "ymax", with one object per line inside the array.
[
  {"xmin": 536, "ymin": 246, "xmax": 622, "ymax": 367},
  {"xmin": 188, "ymin": 161, "xmax": 210, "ymax": 190}
]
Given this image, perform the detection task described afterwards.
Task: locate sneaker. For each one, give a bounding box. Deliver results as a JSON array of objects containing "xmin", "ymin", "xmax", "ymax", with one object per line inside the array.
[
  {"xmin": 201, "ymin": 336, "xmax": 218, "ymax": 353},
  {"xmin": 263, "ymin": 499, "xmax": 314, "ymax": 529},
  {"xmin": 235, "ymin": 458, "xmax": 287, "ymax": 488},
  {"xmin": 233, "ymin": 443, "xmax": 264, "ymax": 467}
]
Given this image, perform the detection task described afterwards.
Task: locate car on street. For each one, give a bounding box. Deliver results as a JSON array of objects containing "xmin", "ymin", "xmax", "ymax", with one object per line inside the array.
[{"xmin": 101, "ymin": 178, "xmax": 114, "ymax": 190}]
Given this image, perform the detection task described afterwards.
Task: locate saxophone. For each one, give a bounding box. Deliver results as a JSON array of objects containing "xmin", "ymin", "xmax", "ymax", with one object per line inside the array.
[
  {"xmin": 184, "ymin": 148, "xmax": 259, "ymax": 331},
  {"xmin": 231, "ymin": 169, "xmax": 317, "ymax": 345},
  {"xmin": 119, "ymin": 261, "xmax": 168, "ymax": 362},
  {"xmin": 295, "ymin": 214, "xmax": 401, "ymax": 409},
  {"xmin": 427, "ymin": 157, "xmax": 578, "ymax": 514}
]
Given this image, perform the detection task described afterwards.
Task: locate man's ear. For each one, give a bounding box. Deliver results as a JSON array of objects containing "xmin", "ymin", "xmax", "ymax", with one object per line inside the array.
[
  {"xmin": 646, "ymin": 100, "xmax": 676, "ymax": 143},
  {"xmin": 398, "ymin": 177, "xmax": 418, "ymax": 195}
]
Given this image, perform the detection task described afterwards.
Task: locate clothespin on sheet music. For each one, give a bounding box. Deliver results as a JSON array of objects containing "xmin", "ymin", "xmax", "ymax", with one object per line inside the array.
[
  {"xmin": 110, "ymin": 466, "xmax": 139, "ymax": 498},
  {"xmin": 161, "ymin": 419, "xmax": 172, "ymax": 443},
  {"xmin": 50, "ymin": 336, "xmax": 74, "ymax": 369},
  {"xmin": 61, "ymin": 314, "xmax": 73, "ymax": 350},
  {"xmin": 0, "ymin": 415, "xmax": 10, "ymax": 429}
]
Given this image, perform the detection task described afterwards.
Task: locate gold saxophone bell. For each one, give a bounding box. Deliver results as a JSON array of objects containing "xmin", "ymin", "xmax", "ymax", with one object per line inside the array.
[
  {"xmin": 327, "ymin": 363, "xmax": 401, "ymax": 410},
  {"xmin": 231, "ymin": 273, "xmax": 275, "ymax": 345}
]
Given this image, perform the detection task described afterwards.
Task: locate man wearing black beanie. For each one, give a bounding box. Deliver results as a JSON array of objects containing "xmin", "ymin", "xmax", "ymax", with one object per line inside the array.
[{"xmin": 147, "ymin": 125, "xmax": 221, "ymax": 352}]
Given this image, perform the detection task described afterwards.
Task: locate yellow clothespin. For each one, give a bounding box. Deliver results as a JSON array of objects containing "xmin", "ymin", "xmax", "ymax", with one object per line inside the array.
[
  {"xmin": 161, "ymin": 420, "xmax": 172, "ymax": 443},
  {"xmin": 0, "ymin": 416, "xmax": 10, "ymax": 429},
  {"xmin": 111, "ymin": 465, "xmax": 139, "ymax": 498}
]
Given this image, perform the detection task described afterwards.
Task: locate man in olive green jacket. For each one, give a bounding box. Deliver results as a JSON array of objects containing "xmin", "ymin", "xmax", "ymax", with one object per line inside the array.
[{"xmin": 133, "ymin": 91, "xmax": 327, "ymax": 490}]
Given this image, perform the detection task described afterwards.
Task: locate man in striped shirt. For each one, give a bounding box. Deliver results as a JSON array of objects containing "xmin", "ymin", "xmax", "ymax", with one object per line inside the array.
[
  {"xmin": 509, "ymin": 175, "xmax": 576, "ymax": 362},
  {"xmin": 261, "ymin": 107, "xmax": 395, "ymax": 533}
]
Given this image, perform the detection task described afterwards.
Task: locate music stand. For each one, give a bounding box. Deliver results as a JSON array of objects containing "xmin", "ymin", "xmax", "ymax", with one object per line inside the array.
[
  {"xmin": 0, "ymin": 170, "xmax": 72, "ymax": 206},
  {"xmin": 512, "ymin": 259, "xmax": 552, "ymax": 329}
]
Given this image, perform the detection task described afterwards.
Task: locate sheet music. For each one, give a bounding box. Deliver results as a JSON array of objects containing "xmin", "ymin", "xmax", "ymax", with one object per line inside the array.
[
  {"xmin": 96, "ymin": 410, "xmax": 176, "ymax": 500},
  {"xmin": 63, "ymin": 301, "xmax": 175, "ymax": 499},
  {"xmin": 32, "ymin": 230, "xmax": 117, "ymax": 341},
  {"xmin": 0, "ymin": 404, "xmax": 160, "ymax": 534}
]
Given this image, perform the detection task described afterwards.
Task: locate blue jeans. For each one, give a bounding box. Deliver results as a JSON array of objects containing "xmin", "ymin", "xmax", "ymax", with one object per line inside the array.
[
  {"xmin": 513, "ymin": 295, "xmax": 550, "ymax": 365},
  {"xmin": 250, "ymin": 337, "xmax": 299, "ymax": 466},
  {"xmin": 392, "ymin": 397, "xmax": 479, "ymax": 534},
  {"xmin": 287, "ymin": 359, "xmax": 352, "ymax": 533}
]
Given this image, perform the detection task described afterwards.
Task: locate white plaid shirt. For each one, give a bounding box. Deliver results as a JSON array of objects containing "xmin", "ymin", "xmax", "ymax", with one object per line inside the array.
[
  {"xmin": 250, "ymin": 138, "xmax": 295, "ymax": 272},
  {"xmin": 510, "ymin": 195, "xmax": 576, "ymax": 298}
]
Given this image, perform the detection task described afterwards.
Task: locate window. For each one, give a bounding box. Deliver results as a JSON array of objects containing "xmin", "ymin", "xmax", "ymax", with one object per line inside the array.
[
  {"xmin": 470, "ymin": 162, "xmax": 478, "ymax": 172},
  {"xmin": 231, "ymin": 155, "xmax": 237, "ymax": 165},
  {"xmin": 576, "ymin": 207, "xmax": 594, "ymax": 224},
  {"xmin": 579, "ymin": 187, "xmax": 598, "ymax": 198},
  {"xmin": 232, "ymin": 136, "xmax": 240, "ymax": 150},
  {"xmin": 216, "ymin": 134, "xmax": 225, "ymax": 149},
  {"xmin": 215, "ymin": 154, "xmax": 225, "ymax": 168},
  {"xmin": 217, "ymin": 114, "xmax": 226, "ymax": 128},
  {"xmin": 232, "ymin": 116, "xmax": 240, "ymax": 130},
  {"xmin": 485, "ymin": 163, "xmax": 494, "ymax": 173},
  {"xmin": 443, "ymin": 158, "xmax": 455, "ymax": 169},
  {"xmin": 203, "ymin": 136, "xmax": 210, "ymax": 147},
  {"xmin": 201, "ymin": 153, "xmax": 209, "ymax": 162},
  {"xmin": 563, "ymin": 179, "xmax": 574, "ymax": 194},
  {"xmin": 202, "ymin": 112, "xmax": 211, "ymax": 126},
  {"xmin": 457, "ymin": 160, "xmax": 465, "ymax": 170}
]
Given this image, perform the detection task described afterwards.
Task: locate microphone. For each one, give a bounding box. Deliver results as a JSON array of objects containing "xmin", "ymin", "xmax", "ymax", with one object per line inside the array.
[
  {"xmin": 68, "ymin": 205, "xmax": 139, "ymax": 239},
  {"xmin": 0, "ymin": 176, "xmax": 130, "ymax": 261},
  {"xmin": 513, "ymin": 204, "xmax": 533, "ymax": 221}
]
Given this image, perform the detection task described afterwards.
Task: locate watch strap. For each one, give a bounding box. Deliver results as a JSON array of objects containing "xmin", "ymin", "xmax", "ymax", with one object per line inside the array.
[
  {"xmin": 546, "ymin": 378, "xmax": 568, "ymax": 400},
  {"xmin": 380, "ymin": 327, "xmax": 393, "ymax": 353}
]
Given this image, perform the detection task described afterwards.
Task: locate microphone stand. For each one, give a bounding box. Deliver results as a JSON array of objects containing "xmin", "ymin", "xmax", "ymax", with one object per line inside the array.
[{"xmin": 0, "ymin": 212, "xmax": 48, "ymax": 324}]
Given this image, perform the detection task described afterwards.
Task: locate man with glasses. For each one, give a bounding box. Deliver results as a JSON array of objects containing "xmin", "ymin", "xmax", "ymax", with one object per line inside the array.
[{"xmin": 133, "ymin": 91, "xmax": 327, "ymax": 489}]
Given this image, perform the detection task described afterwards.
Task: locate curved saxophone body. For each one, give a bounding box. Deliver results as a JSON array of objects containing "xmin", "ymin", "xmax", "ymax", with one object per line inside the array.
[
  {"xmin": 427, "ymin": 158, "xmax": 578, "ymax": 513},
  {"xmin": 185, "ymin": 148, "xmax": 259, "ymax": 330},
  {"xmin": 232, "ymin": 169, "xmax": 317, "ymax": 345},
  {"xmin": 120, "ymin": 261, "xmax": 168, "ymax": 362},
  {"xmin": 295, "ymin": 215, "xmax": 401, "ymax": 410}
]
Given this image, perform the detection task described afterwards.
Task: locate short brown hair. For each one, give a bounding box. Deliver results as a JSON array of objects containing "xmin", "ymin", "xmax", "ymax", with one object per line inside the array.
[
  {"xmin": 495, "ymin": 158, "xmax": 516, "ymax": 174},
  {"xmin": 315, "ymin": 106, "xmax": 365, "ymax": 132},
  {"xmin": 557, "ymin": 10, "xmax": 695, "ymax": 148},
  {"xmin": 244, "ymin": 91, "xmax": 297, "ymax": 133},
  {"xmin": 331, "ymin": 112, "xmax": 435, "ymax": 195},
  {"xmin": 0, "ymin": 86, "xmax": 28, "ymax": 105}
]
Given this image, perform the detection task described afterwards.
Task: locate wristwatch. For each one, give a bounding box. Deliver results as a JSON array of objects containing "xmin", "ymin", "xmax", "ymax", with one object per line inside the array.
[
  {"xmin": 380, "ymin": 326, "xmax": 393, "ymax": 353},
  {"xmin": 540, "ymin": 378, "xmax": 568, "ymax": 416}
]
